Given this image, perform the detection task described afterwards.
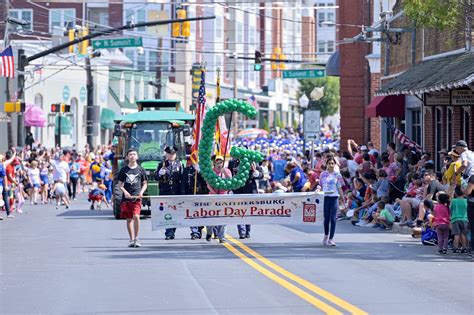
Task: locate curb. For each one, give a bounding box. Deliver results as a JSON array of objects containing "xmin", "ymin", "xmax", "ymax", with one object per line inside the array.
[{"xmin": 391, "ymin": 223, "xmax": 413, "ymax": 235}]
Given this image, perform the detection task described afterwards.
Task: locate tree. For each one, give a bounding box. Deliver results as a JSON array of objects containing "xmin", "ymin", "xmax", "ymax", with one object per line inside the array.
[
  {"xmin": 298, "ymin": 76, "xmax": 340, "ymax": 118},
  {"xmin": 403, "ymin": 0, "xmax": 463, "ymax": 30},
  {"xmin": 262, "ymin": 118, "xmax": 270, "ymax": 132}
]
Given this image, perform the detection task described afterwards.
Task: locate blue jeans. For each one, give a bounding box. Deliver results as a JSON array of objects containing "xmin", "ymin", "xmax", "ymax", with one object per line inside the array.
[
  {"xmin": 206, "ymin": 225, "xmax": 226, "ymax": 240},
  {"xmin": 237, "ymin": 224, "xmax": 251, "ymax": 236},
  {"xmin": 324, "ymin": 196, "xmax": 338, "ymax": 239},
  {"xmin": 165, "ymin": 228, "xmax": 176, "ymax": 238},
  {"xmin": 2, "ymin": 186, "xmax": 11, "ymax": 216},
  {"xmin": 104, "ymin": 180, "xmax": 112, "ymax": 202},
  {"xmin": 359, "ymin": 203, "xmax": 378, "ymax": 221}
]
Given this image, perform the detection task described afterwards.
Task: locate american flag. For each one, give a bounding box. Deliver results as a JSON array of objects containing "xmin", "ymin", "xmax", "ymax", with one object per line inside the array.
[
  {"xmin": 0, "ymin": 46, "xmax": 15, "ymax": 78},
  {"xmin": 385, "ymin": 118, "xmax": 422, "ymax": 152},
  {"xmin": 247, "ymin": 94, "xmax": 257, "ymax": 107},
  {"xmin": 190, "ymin": 68, "xmax": 206, "ymax": 166}
]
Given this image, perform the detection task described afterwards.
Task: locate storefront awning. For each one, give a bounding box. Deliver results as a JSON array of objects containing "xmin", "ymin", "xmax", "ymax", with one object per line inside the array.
[
  {"xmin": 101, "ymin": 108, "xmax": 117, "ymax": 130},
  {"xmin": 377, "ymin": 52, "xmax": 474, "ymax": 96},
  {"xmin": 366, "ymin": 95, "xmax": 405, "ymax": 118},
  {"xmin": 325, "ymin": 51, "xmax": 340, "ymax": 77},
  {"xmin": 55, "ymin": 115, "xmax": 72, "ymax": 135},
  {"xmin": 109, "ymin": 87, "xmax": 138, "ymax": 111}
]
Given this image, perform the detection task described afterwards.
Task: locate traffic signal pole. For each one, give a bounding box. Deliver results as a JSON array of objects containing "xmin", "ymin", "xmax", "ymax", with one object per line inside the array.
[
  {"xmin": 15, "ymin": 15, "xmax": 215, "ymax": 148},
  {"xmin": 85, "ymin": 56, "xmax": 95, "ymax": 149}
]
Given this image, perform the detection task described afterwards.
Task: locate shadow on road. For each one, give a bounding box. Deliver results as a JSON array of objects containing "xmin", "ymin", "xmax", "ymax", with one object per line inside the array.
[{"xmin": 80, "ymin": 240, "xmax": 468, "ymax": 263}]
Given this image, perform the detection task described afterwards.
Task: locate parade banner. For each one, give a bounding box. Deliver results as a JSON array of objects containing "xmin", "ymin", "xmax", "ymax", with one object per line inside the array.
[{"xmin": 151, "ymin": 192, "xmax": 325, "ymax": 230}]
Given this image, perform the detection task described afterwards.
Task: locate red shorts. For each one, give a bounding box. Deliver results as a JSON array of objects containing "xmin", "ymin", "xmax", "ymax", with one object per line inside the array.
[
  {"xmin": 120, "ymin": 200, "xmax": 142, "ymax": 219},
  {"xmin": 89, "ymin": 194, "xmax": 102, "ymax": 202}
]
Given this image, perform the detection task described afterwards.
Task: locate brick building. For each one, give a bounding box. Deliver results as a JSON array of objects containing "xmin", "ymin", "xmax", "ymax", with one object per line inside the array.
[{"xmin": 376, "ymin": 1, "xmax": 474, "ymax": 170}]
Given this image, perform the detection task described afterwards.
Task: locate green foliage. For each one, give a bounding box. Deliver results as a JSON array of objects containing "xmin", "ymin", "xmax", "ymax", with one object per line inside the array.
[
  {"xmin": 292, "ymin": 119, "xmax": 299, "ymax": 130},
  {"xmin": 403, "ymin": 0, "xmax": 461, "ymax": 30},
  {"xmin": 262, "ymin": 118, "xmax": 270, "ymax": 132},
  {"xmin": 298, "ymin": 76, "xmax": 340, "ymax": 118},
  {"xmin": 275, "ymin": 115, "xmax": 285, "ymax": 129}
]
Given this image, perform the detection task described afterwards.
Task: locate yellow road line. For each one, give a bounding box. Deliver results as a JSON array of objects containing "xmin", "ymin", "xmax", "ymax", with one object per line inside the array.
[
  {"xmin": 227, "ymin": 235, "xmax": 368, "ymax": 315},
  {"xmin": 223, "ymin": 242, "xmax": 343, "ymax": 315}
]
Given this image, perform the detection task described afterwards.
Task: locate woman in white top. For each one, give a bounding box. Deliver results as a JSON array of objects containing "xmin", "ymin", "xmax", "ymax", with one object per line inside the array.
[{"xmin": 28, "ymin": 160, "xmax": 41, "ymax": 204}]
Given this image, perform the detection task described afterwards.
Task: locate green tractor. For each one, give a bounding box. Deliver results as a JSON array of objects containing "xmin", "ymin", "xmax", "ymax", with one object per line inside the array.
[{"xmin": 111, "ymin": 99, "xmax": 194, "ymax": 219}]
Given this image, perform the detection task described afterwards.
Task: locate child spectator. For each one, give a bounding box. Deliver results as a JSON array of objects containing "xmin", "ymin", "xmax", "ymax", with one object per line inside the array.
[
  {"xmin": 372, "ymin": 201, "xmax": 395, "ymax": 229},
  {"xmin": 374, "ymin": 169, "xmax": 390, "ymax": 199},
  {"xmin": 27, "ymin": 160, "xmax": 41, "ymax": 204},
  {"xmin": 88, "ymin": 181, "xmax": 109, "ymax": 210},
  {"xmin": 450, "ymin": 186, "xmax": 469, "ymax": 254},
  {"xmin": 433, "ymin": 193, "xmax": 450, "ymax": 255},
  {"xmin": 51, "ymin": 182, "xmax": 70, "ymax": 210}
]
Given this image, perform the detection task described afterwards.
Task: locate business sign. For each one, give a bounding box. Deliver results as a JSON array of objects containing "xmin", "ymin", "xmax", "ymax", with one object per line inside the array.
[
  {"xmin": 304, "ymin": 110, "xmax": 320, "ymax": 142},
  {"xmin": 451, "ymin": 89, "xmax": 474, "ymax": 106},
  {"xmin": 79, "ymin": 86, "xmax": 87, "ymax": 103},
  {"xmin": 62, "ymin": 85, "xmax": 70, "ymax": 102},
  {"xmin": 92, "ymin": 37, "xmax": 143, "ymax": 49},
  {"xmin": 151, "ymin": 192, "xmax": 325, "ymax": 230},
  {"xmin": 425, "ymin": 91, "xmax": 449, "ymax": 106},
  {"xmin": 282, "ymin": 69, "xmax": 326, "ymax": 79}
]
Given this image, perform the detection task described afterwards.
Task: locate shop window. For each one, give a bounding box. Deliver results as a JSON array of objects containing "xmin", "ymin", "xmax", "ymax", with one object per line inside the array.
[
  {"xmin": 411, "ymin": 109, "xmax": 422, "ymax": 145},
  {"xmin": 446, "ymin": 108, "xmax": 453, "ymax": 149},
  {"xmin": 435, "ymin": 107, "xmax": 444, "ymax": 170},
  {"xmin": 463, "ymin": 108, "xmax": 470, "ymax": 145}
]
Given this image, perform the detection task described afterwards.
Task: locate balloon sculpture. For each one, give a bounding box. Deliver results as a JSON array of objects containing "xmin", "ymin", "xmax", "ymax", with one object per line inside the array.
[{"xmin": 198, "ymin": 99, "xmax": 264, "ymax": 190}]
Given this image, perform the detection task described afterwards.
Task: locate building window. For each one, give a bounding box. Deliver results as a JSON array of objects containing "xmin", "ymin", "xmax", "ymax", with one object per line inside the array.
[
  {"xmin": 446, "ymin": 108, "xmax": 453, "ymax": 149},
  {"xmin": 411, "ymin": 109, "xmax": 422, "ymax": 145},
  {"xmin": 463, "ymin": 108, "xmax": 470, "ymax": 145},
  {"xmin": 137, "ymin": 52, "xmax": 146, "ymax": 70},
  {"xmin": 318, "ymin": 41, "xmax": 326, "ymax": 53},
  {"xmin": 125, "ymin": 8, "xmax": 146, "ymax": 32},
  {"xmin": 124, "ymin": 49, "xmax": 135, "ymax": 67},
  {"xmin": 215, "ymin": 16, "xmax": 223, "ymax": 39},
  {"xmin": 88, "ymin": 8, "xmax": 109, "ymax": 27},
  {"xmin": 10, "ymin": 9, "xmax": 33, "ymax": 31},
  {"xmin": 236, "ymin": 21, "xmax": 244, "ymax": 43},
  {"xmin": 435, "ymin": 107, "xmax": 444, "ymax": 170},
  {"xmin": 50, "ymin": 9, "xmax": 76, "ymax": 32},
  {"xmin": 327, "ymin": 12, "xmax": 335, "ymax": 23},
  {"xmin": 327, "ymin": 41, "xmax": 335, "ymax": 53},
  {"xmin": 237, "ymin": 60, "xmax": 243, "ymax": 81},
  {"xmin": 148, "ymin": 51, "xmax": 157, "ymax": 71},
  {"xmin": 318, "ymin": 12, "xmax": 325, "ymax": 25}
]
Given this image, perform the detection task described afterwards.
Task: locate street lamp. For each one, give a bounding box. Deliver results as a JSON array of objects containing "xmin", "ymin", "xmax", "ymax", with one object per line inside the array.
[{"xmin": 299, "ymin": 94, "xmax": 309, "ymax": 108}]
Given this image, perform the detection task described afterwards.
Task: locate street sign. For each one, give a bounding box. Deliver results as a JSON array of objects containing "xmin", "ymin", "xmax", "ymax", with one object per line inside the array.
[
  {"xmin": 282, "ymin": 69, "xmax": 326, "ymax": 79},
  {"xmin": 92, "ymin": 37, "xmax": 143, "ymax": 49},
  {"xmin": 304, "ymin": 110, "xmax": 320, "ymax": 142}
]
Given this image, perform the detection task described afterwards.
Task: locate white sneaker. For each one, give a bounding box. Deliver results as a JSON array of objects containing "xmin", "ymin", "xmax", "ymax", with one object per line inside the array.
[
  {"xmin": 133, "ymin": 239, "xmax": 141, "ymax": 247},
  {"xmin": 128, "ymin": 240, "xmax": 135, "ymax": 248},
  {"xmin": 365, "ymin": 223, "xmax": 375, "ymax": 228},
  {"xmin": 327, "ymin": 239, "xmax": 337, "ymax": 246},
  {"xmin": 322, "ymin": 235, "xmax": 329, "ymax": 246},
  {"xmin": 7, "ymin": 214, "xmax": 14, "ymax": 218},
  {"xmin": 17, "ymin": 209, "xmax": 23, "ymax": 213}
]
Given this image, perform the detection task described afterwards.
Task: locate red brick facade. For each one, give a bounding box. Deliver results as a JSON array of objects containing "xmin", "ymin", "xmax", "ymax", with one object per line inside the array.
[
  {"xmin": 369, "ymin": 73, "xmax": 382, "ymax": 149},
  {"xmin": 337, "ymin": 0, "xmax": 371, "ymax": 147}
]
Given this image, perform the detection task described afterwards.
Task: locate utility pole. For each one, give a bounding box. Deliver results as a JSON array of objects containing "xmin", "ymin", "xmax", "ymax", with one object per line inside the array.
[
  {"xmin": 155, "ymin": 37, "xmax": 162, "ymax": 99},
  {"xmin": 16, "ymin": 49, "xmax": 26, "ymax": 147},
  {"xmin": 85, "ymin": 56, "xmax": 95, "ymax": 149},
  {"xmin": 3, "ymin": 0, "xmax": 13, "ymax": 148}
]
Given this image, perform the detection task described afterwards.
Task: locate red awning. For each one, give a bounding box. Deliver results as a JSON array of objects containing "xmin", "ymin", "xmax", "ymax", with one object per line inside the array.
[{"xmin": 366, "ymin": 95, "xmax": 405, "ymax": 118}]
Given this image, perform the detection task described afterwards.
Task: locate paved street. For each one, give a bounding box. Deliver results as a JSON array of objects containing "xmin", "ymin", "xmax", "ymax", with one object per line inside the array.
[{"xmin": 1, "ymin": 195, "xmax": 472, "ymax": 315}]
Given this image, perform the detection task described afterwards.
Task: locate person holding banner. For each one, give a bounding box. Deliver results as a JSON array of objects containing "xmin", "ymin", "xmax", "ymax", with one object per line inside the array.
[
  {"xmin": 155, "ymin": 146, "xmax": 183, "ymax": 240},
  {"xmin": 319, "ymin": 157, "xmax": 345, "ymax": 247},
  {"xmin": 206, "ymin": 155, "xmax": 232, "ymax": 243},
  {"xmin": 229, "ymin": 158, "xmax": 263, "ymax": 239},
  {"xmin": 117, "ymin": 149, "xmax": 148, "ymax": 248},
  {"xmin": 181, "ymin": 154, "xmax": 209, "ymax": 239}
]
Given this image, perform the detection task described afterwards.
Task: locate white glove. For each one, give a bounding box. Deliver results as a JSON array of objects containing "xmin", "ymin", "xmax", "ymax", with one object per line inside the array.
[
  {"xmin": 252, "ymin": 171, "xmax": 260, "ymax": 178},
  {"xmin": 158, "ymin": 168, "xmax": 167, "ymax": 176}
]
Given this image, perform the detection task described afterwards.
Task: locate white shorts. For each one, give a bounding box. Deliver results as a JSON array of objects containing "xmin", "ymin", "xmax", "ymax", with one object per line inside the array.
[{"xmin": 55, "ymin": 183, "xmax": 66, "ymax": 197}]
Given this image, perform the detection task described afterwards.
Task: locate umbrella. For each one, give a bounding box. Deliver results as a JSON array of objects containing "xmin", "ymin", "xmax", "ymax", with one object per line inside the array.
[
  {"xmin": 25, "ymin": 104, "xmax": 46, "ymax": 127},
  {"xmin": 237, "ymin": 128, "xmax": 269, "ymax": 138}
]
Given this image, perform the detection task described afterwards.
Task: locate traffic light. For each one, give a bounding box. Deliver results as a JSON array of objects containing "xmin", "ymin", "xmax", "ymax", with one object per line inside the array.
[
  {"xmin": 79, "ymin": 27, "xmax": 89, "ymax": 55},
  {"xmin": 254, "ymin": 50, "xmax": 262, "ymax": 71},
  {"xmin": 172, "ymin": 22, "xmax": 181, "ymax": 37},
  {"xmin": 68, "ymin": 29, "xmax": 76, "ymax": 53},
  {"xmin": 4, "ymin": 101, "xmax": 25, "ymax": 113},
  {"xmin": 279, "ymin": 53, "xmax": 286, "ymax": 69},
  {"xmin": 51, "ymin": 103, "xmax": 71, "ymax": 113},
  {"xmin": 172, "ymin": 8, "xmax": 190, "ymax": 38},
  {"xmin": 182, "ymin": 21, "xmax": 191, "ymax": 37},
  {"xmin": 271, "ymin": 53, "xmax": 278, "ymax": 70}
]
